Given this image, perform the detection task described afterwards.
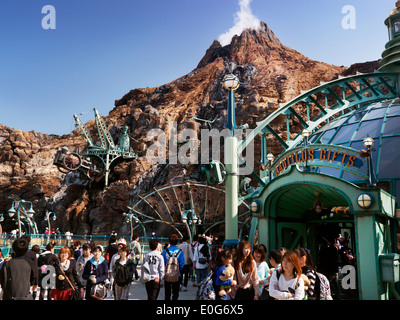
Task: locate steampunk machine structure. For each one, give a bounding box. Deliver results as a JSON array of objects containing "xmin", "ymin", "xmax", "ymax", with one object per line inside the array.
[{"xmin": 53, "ymin": 108, "xmax": 137, "ymax": 188}]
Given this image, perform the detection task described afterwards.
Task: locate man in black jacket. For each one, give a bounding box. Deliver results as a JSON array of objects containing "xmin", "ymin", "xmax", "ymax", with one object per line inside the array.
[{"xmin": 0, "ymin": 238, "xmax": 36, "ymax": 300}]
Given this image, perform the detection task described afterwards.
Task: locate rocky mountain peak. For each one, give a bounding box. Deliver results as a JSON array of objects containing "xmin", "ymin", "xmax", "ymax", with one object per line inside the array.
[{"xmin": 197, "ymin": 21, "xmax": 282, "ymax": 69}]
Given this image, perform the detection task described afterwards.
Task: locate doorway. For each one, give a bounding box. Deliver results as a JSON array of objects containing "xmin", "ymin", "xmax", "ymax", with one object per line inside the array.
[{"xmin": 309, "ymin": 221, "xmax": 358, "ymax": 300}]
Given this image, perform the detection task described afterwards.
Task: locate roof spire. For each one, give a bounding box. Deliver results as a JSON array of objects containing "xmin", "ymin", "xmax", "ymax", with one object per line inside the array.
[{"xmin": 379, "ymin": 1, "xmax": 400, "ymax": 73}]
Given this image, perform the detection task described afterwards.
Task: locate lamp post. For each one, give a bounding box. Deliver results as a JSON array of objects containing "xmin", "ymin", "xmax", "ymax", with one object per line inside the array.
[
  {"xmin": 302, "ymin": 128, "xmax": 311, "ymax": 146},
  {"xmin": 123, "ymin": 212, "xmax": 139, "ymax": 240},
  {"xmin": 45, "ymin": 211, "xmax": 56, "ymax": 244},
  {"xmin": 222, "ymin": 70, "xmax": 240, "ymax": 249},
  {"xmin": 266, "ymin": 153, "xmax": 275, "ymax": 182},
  {"xmin": 181, "ymin": 209, "xmax": 201, "ymax": 243},
  {"xmin": 363, "ymin": 136, "xmax": 377, "ymax": 187},
  {"xmin": 302, "ymin": 128, "xmax": 311, "ymax": 171},
  {"xmin": 8, "ymin": 200, "xmax": 35, "ymax": 236},
  {"xmin": 0, "ymin": 214, "xmax": 3, "ymax": 240}
]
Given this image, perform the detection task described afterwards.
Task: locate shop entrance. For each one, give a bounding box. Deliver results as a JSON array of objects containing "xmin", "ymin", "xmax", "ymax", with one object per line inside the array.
[
  {"xmin": 253, "ymin": 166, "xmax": 395, "ymax": 299},
  {"xmin": 275, "ymin": 215, "xmax": 358, "ymax": 299}
]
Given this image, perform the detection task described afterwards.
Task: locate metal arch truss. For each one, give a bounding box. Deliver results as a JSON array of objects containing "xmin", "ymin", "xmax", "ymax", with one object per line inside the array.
[
  {"xmin": 237, "ymin": 71, "xmax": 399, "ymax": 184},
  {"xmin": 126, "ymin": 181, "xmax": 251, "ymax": 239}
]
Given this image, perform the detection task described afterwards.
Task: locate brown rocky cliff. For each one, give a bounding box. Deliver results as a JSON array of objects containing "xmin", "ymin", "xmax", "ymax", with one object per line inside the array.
[{"xmin": 0, "ymin": 21, "xmax": 377, "ymax": 237}]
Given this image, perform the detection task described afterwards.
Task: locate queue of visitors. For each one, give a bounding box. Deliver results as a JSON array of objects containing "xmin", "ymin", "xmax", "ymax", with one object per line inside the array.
[{"xmin": 0, "ymin": 232, "xmax": 345, "ymax": 301}]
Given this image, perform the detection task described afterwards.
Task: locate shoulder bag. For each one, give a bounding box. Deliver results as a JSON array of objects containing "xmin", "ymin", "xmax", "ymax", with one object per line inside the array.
[{"xmin": 58, "ymin": 264, "xmax": 82, "ymax": 300}]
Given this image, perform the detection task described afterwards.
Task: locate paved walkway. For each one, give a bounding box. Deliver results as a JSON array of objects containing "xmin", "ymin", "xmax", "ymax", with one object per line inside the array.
[
  {"xmin": 104, "ymin": 278, "xmax": 198, "ymax": 300},
  {"xmin": 35, "ymin": 267, "xmax": 199, "ymax": 300}
]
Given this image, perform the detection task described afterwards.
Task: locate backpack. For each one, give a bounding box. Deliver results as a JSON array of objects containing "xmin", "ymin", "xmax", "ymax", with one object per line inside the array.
[
  {"xmin": 197, "ymin": 246, "xmax": 209, "ymax": 265},
  {"xmin": 114, "ymin": 259, "xmax": 131, "ymax": 287},
  {"xmin": 316, "ymin": 272, "xmax": 333, "ymax": 300},
  {"xmin": 164, "ymin": 249, "xmax": 181, "ymax": 283},
  {"xmin": 196, "ymin": 270, "xmax": 216, "ymax": 300}
]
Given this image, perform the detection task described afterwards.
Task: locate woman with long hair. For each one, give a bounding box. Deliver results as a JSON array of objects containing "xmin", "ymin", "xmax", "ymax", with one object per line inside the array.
[
  {"xmin": 295, "ymin": 248, "xmax": 318, "ymax": 300},
  {"xmin": 268, "ymin": 250, "xmax": 305, "ymax": 300},
  {"xmin": 230, "ymin": 240, "xmax": 259, "ymax": 300},
  {"xmin": 252, "ymin": 244, "xmax": 270, "ymax": 297},
  {"xmin": 193, "ymin": 236, "xmax": 211, "ymax": 286},
  {"xmin": 49, "ymin": 246, "xmax": 81, "ymax": 300}
]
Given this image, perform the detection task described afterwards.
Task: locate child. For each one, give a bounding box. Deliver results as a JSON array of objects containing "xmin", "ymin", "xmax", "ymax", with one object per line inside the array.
[{"xmin": 214, "ymin": 250, "xmax": 236, "ymax": 300}]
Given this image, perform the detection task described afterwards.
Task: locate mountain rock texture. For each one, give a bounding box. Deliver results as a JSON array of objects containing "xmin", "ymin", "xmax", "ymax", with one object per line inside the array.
[{"xmin": 0, "ymin": 22, "xmax": 378, "ymax": 237}]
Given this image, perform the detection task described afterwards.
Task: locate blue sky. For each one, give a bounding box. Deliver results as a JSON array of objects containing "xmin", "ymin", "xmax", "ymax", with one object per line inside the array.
[{"xmin": 0, "ymin": 0, "xmax": 395, "ymax": 135}]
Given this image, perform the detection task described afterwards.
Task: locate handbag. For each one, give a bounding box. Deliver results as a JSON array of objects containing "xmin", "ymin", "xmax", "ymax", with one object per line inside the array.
[
  {"xmin": 90, "ymin": 283, "xmax": 107, "ymax": 300},
  {"xmin": 140, "ymin": 259, "xmax": 151, "ymax": 284},
  {"xmin": 58, "ymin": 264, "xmax": 82, "ymax": 300}
]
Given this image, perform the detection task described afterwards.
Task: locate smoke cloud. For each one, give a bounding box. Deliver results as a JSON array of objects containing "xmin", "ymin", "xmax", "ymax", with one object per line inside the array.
[{"xmin": 218, "ymin": 0, "xmax": 261, "ymax": 46}]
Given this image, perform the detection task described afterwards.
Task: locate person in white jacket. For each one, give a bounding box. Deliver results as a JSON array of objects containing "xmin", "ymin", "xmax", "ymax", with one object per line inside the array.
[
  {"xmin": 143, "ymin": 239, "xmax": 165, "ymax": 300},
  {"xmin": 268, "ymin": 250, "xmax": 305, "ymax": 300}
]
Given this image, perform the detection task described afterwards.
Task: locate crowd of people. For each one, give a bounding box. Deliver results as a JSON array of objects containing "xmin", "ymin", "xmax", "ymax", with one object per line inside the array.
[{"xmin": 0, "ymin": 232, "xmax": 349, "ymax": 301}]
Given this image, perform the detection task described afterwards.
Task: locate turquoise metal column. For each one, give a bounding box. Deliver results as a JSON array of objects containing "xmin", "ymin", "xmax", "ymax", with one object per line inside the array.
[
  {"xmin": 355, "ymin": 215, "xmax": 381, "ymax": 299},
  {"xmin": 257, "ymin": 217, "xmax": 269, "ymax": 248},
  {"xmin": 222, "ymin": 72, "xmax": 240, "ymax": 248},
  {"xmin": 224, "ymin": 136, "xmax": 239, "ymax": 247}
]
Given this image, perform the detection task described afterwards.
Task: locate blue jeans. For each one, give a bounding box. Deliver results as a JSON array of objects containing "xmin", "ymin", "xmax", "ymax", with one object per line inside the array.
[{"xmin": 196, "ymin": 267, "xmax": 208, "ymax": 285}]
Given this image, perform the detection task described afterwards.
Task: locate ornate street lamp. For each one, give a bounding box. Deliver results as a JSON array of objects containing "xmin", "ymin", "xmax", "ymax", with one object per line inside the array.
[
  {"xmin": 45, "ymin": 211, "xmax": 56, "ymax": 244},
  {"xmin": 8, "ymin": 200, "xmax": 36, "ymax": 236},
  {"xmin": 266, "ymin": 153, "xmax": 275, "ymax": 182},
  {"xmin": 363, "ymin": 136, "xmax": 377, "ymax": 187},
  {"xmin": 302, "ymin": 128, "xmax": 312, "ymax": 171},
  {"xmin": 222, "ymin": 69, "xmax": 241, "ymax": 249},
  {"xmin": 222, "ymin": 73, "xmax": 240, "ymax": 135},
  {"xmin": 0, "ymin": 213, "xmax": 4, "ymax": 236},
  {"xmin": 301, "ymin": 128, "xmax": 311, "ymax": 145},
  {"xmin": 181, "ymin": 209, "xmax": 200, "ymax": 243}
]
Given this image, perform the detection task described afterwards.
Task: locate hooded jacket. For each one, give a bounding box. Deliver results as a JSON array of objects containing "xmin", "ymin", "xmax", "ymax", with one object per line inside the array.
[{"xmin": 82, "ymin": 256, "xmax": 109, "ymax": 284}]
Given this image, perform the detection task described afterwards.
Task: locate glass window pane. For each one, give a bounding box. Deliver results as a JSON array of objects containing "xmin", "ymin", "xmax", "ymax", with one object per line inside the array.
[
  {"xmin": 395, "ymin": 21, "xmax": 400, "ymax": 33},
  {"xmin": 347, "ymin": 111, "xmax": 368, "ymax": 124},
  {"xmin": 353, "ymin": 119, "xmax": 383, "ymax": 140},
  {"xmin": 396, "ymin": 180, "xmax": 400, "ymax": 208},
  {"xmin": 378, "ymin": 137, "xmax": 400, "ymax": 178},
  {"xmin": 319, "ymin": 129, "xmax": 336, "ymax": 144},
  {"xmin": 383, "ymin": 117, "xmax": 400, "ymax": 136},
  {"xmin": 309, "ymin": 134, "xmax": 319, "ymax": 144},
  {"xmin": 328, "ymin": 117, "xmax": 347, "ymax": 129},
  {"xmin": 363, "ymin": 108, "xmax": 387, "ymax": 120},
  {"xmin": 330, "ymin": 123, "xmax": 358, "ymax": 144},
  {"xmin": 387, "ymin": 105, "xmax": 400, "ymax": 117}
]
